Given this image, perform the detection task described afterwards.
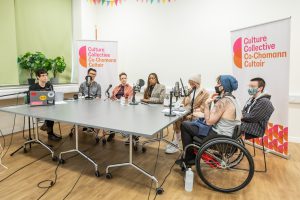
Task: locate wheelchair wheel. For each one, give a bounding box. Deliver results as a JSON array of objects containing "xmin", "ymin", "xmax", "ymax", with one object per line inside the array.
[
  {"xmin": 227, "ymin": 138, "xmax": 245, "ymax": 167},
  {"xmin": 195, "ymin": 138, "xmax": 254, "ymax": 193}
]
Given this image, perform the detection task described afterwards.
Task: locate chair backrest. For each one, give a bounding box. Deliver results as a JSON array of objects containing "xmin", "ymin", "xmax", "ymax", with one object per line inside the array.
[{"xmin": 231, "ymin": 125, "xmax": 241, "ymax": 140}]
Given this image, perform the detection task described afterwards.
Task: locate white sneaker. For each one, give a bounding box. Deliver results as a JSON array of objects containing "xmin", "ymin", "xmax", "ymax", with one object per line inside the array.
[{"xmin": 165, "ymin": 141, "xmax": 179, "ymax": 154}]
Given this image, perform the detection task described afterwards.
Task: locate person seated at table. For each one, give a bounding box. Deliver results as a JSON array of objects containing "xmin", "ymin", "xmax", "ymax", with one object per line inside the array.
[
  {"xmin": 107, "ymin": 72, "xmax": 133, "ymax": 142},
  {"xmin": 79, "ymin": 68, "xmax": 101, "ymax": 99},
  {"xmin": 111, "ymin": 72, "xmax": 133, "ymax": 100},
  {"xmin": 124, "ymin": 73, "xmax": 166, "ymax": 145},
  {"xmin": 165, "ymin": 74, "xmax": 209, "ymax": 154},
  {"xmin": 79, "ymin": 68, "xmax": 101, "ymax": 133},
  {"xmin": 141, "ymin": 73, "xmax": 166, "ymax": 104},
  {"xmin": 29, "ymin": 68, "xmax": 62, "ymax": 141},
  {"xmin": 176, "ymin": 75, "xmax": 242, "ymax": 165}
]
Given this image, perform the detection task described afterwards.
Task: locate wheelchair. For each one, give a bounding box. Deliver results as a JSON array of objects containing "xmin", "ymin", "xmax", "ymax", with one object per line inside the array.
[{"xmin": 180, "ymin": 125, "xmax": 254, "ymax": 193}]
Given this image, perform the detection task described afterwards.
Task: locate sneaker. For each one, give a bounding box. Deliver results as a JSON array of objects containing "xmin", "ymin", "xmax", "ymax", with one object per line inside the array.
[
  {"xmin": 86, "ymin": 128, "xmax": 96, "ymax": 134},
  {"xmin": 82, "ymin": 127, "xmax": 88, "ymax": 132},
  {"xmin": 165, "ymin": 145, "xmax": 179, "ymax": 154},
  {"xmin": 165, "ymin": 141, "xmax": 179, "ymax": 154},
  {"xmin": 124, "ymin": 136, "xmax": 139, "ymax": 145},
  {"xmin": 48, "ymin": 133, "xmax": 62, "ymax": 141}
]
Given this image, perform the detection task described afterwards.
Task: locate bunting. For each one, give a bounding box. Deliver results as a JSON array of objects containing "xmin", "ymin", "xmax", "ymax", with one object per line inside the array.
[
  {"xmin": 87, "ymin": 0, "xmax": 175, "ymax": 6},
  {"xmin": 87, "ymin": 0, "xmax": 123, "ymax": 6}
]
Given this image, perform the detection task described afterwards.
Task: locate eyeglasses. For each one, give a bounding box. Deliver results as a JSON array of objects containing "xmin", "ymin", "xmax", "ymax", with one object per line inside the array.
[{"xmin": 89, "ymin": 73, "xmax": 96, "ymax": 76}]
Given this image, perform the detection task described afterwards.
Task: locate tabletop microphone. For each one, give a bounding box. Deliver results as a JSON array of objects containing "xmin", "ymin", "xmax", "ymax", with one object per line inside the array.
[
  {"xmin": 85, "ymin": 75, "xmax": 92, "ymax": 86},
  {"xmin": 105, "ymin": 84, "xmax": 112, "ymax": 95},
  {"xmin": 174, "ymin": 81, "xmax": 180, "ymax": 98}
]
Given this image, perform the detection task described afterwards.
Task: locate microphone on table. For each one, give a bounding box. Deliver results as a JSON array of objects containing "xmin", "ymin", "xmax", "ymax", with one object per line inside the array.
[{"xmin": 105, "ymin": 84, "xmax": 113, "ymax": 97}]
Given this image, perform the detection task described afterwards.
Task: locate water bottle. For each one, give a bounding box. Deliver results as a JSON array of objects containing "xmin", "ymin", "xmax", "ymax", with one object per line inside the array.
[
  {"xmin": 185, "ymin": 168, "xmax": 194, "ymax": 192},
  {"xmin": 163, "ymin": 94, "xmax": 170, "ymax": 107},
  {"xmin": 120, "ymin": 97, "xmax": 126, "ymax": 105}
]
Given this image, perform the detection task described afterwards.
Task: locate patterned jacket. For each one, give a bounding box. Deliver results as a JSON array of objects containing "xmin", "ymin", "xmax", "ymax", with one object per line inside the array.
[{"xmin": 241, "ymin": 93, "xmax": 274, "ymax": 138}]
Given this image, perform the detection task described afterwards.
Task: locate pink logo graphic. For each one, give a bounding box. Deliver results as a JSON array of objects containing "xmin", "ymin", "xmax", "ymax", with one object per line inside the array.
[
  {"xmin": 233, "ymin": 37, "xmax": 242, "ymax": 69},
  {"xmin": 79, "ymin": 46, "xmax": 87, "ymax": 68}
]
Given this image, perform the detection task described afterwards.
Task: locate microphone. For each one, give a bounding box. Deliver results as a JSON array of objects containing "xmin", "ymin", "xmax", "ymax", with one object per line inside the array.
[
  {"xmin": 85, "ymin": 75, "xmax": 92, "ymax": 86},
  {"xmin": 105, "ymin": 84, "xmax": 112, "ymax": 95},
  {"xmin": 45, "ymin": 81, "xmax": 53, "ymax": 91},
  {"xmin": 134, "ymin": 79, "xmax": 145, "ymax": 92},
  {"xmin": 180, "ymin": 78, "xmax": 188, "ymax": 97},
  {"xmin": 174, "ymin": 82, "xmax": 180, "ymax": 98}
]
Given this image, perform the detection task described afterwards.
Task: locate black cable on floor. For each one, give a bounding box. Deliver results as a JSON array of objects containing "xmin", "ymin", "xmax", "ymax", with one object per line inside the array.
[
  {"xmin": 151, "ymin": 154, "xmax": 181, "ymax": 200},
  {"xmin": 36, "ymin": 162, "xmax": 60, "ymax": 200},
  {"xmin": 62, "ymin": 145, "xmax": 100, "ymax": 200},
  {"xmin": 62, "ymin": 165, "xmax": 87, "ymax": 200},
  {"xmin": 1, "ymin": 95, "xmax": 19, "ymax": 159},
  {"xmin": 35, "ymin": 146, "xmax": 93, "ymax": 200},
  {"xmin": 147, "ymin": 140, "xmax": 161, "ymax": 200},
  {"xmin": 0, "ymin": 136, "xmax": 68, "ymax": 183},
  {"xmin": 0, "ymin": 153, "xmax": 50, "ymax": 183}
]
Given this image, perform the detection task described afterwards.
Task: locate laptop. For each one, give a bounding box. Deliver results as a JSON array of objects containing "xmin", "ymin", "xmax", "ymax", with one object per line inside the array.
[{"xmin": 29, "ymin": 91, "xmax": 55, "ymax": 106}]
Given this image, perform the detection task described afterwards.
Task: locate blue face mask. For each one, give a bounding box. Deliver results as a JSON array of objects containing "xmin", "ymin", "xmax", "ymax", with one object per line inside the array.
[{"xmin": 248, "ymin": 88, "xmax": 258, "ymax": 96}]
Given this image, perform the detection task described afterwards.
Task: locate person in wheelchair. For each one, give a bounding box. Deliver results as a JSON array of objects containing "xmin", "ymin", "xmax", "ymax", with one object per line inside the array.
[
  {"xmin": 176, "ymin": 75, "xmax": 242, "ymax": 165},
  {"xmin": 241, "ymin": 77, "xmax": 274, "ymax": 139},
  {"xmin": 165, "ymin": 74, "xmax": 210, "ymax": 154}
]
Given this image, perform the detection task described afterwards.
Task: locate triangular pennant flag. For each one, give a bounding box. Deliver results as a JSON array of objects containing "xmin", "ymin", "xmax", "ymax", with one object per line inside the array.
[
  {"xmin": 110, "ymin": 0, "xmax": 114, "ymax": 6},
  {"xmin": 115, "ymin": 0, "xmax": 118, "ymax": 5},
  {"xmin": 102, "ymin": 0, "xmax": 105, "ymax": 5},
  {"xmin": 107, "ymin": 1, "xmax": 110, "ymax": 6}
]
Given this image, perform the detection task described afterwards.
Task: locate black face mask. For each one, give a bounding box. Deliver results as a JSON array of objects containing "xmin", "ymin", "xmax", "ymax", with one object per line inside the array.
[{"xmin": 215, "ymin": 86, "xmax": 222, "ymax": 94}]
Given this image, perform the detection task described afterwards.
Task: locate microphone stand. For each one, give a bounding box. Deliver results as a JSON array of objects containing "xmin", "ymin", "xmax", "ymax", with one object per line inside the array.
[
  {"xmin": 0, "ymin": 91, "xmax": 34, "ymax": 156},
  {"xmin": 85, "ymin": 82, "xmax": 93, "ymax": 100},
  {"xmin": 130, "ymin": 86, "xmax": 139, "ymax": 105},
  {"xmin": 165, "ymin": 91, "xmax": 176, "ymax": 117},
  {"xmin": 189, "ymin": 88, "xmax": 196, "ymax": 121},
  {"xmin": 104, "ymin": 91, "xmax": 111, "ymax": 101}
]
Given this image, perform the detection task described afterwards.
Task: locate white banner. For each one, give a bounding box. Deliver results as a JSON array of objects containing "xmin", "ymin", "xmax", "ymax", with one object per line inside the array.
[
  {"xmin": 231, "ymin": 18, "xmax": 290, "ymax": 157},
  {"xmin": 75, "ymin": 40, "xmax": 118, "ymax": 97}
]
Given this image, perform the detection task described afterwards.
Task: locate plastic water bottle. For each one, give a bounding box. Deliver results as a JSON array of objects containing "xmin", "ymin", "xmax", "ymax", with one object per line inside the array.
[{"xmin": 185, "ymin": 168, "xmax": 194, "ymax": 192}]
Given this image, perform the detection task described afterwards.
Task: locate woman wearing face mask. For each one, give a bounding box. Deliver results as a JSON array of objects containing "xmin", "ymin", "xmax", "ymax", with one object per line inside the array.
[
  {"xmin": 165, "ymin": 74, "xmax": 210, "ymax": 154},
  {"xmin": 141, "ymin": 73, "xmax": 166, "ymax": 104}
]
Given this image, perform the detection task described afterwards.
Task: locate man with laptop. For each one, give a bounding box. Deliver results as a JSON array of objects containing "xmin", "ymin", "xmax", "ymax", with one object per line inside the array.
[{"xmin": 29, "ymin": 68, "xmax": 62, "ymax": 141}]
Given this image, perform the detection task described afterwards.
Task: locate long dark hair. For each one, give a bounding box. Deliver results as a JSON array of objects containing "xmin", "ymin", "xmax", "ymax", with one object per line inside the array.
[{"xmin": 144, "ymin": 73, "xmax": 160, "ymax": 99}]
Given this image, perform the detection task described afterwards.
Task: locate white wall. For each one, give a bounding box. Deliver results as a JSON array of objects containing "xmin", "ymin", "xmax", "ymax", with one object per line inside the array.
[{"xmin": 73, "ymin": 0, "xmax": 300, "ymax": 142}]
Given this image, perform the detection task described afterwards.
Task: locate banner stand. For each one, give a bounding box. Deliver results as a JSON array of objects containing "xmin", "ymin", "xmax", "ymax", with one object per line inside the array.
[{"xmin": 231, "ymin": 17, "xmax": 291, "ymax": 159}]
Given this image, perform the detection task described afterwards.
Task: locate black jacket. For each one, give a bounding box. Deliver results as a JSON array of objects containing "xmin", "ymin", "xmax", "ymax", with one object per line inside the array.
[
  {"xmin": 241, "ymin": 93, "xmax": 274, "ymax": 138},
  {"xmin": 29, "ymin": 82, "xmax": 53, "ymax": 91}
]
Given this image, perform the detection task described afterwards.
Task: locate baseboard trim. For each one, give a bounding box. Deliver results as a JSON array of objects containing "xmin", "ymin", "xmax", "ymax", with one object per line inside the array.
[{"xmin": 289, "ymin": 136, "xmax": 300, "ymax": 143}]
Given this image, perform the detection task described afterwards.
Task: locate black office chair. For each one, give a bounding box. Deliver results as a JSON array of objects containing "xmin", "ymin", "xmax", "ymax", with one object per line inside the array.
[{"xmin": 244, "ymin": 133, "xmax": 267, "ymax": 172}]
